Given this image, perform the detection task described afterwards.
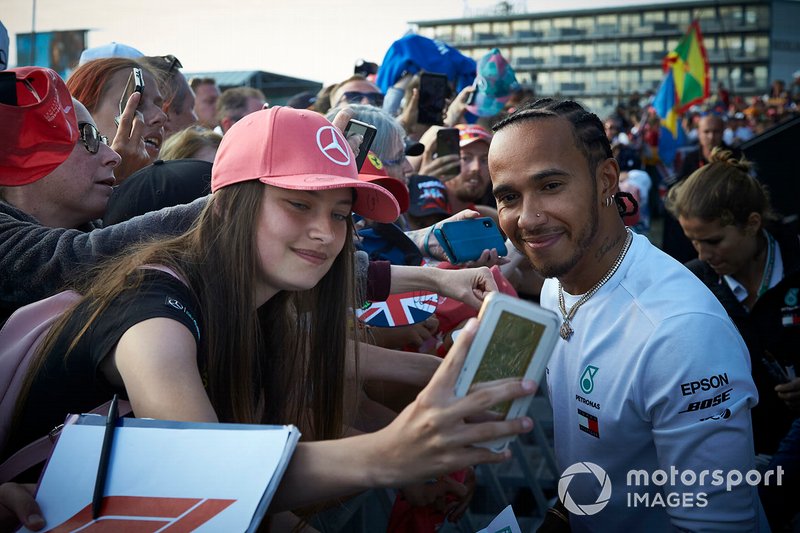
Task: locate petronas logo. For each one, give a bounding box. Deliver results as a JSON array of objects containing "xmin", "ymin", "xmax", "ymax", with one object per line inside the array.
[{"xmin": 580, "ymin": 365, "xmax": 599, "ymax": 394}]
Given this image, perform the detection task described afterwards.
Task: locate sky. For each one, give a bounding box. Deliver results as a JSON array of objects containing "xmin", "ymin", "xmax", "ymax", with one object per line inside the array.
[{"xmin": 2, "ymin": 0, "xmax": 683, "ymax": 86}]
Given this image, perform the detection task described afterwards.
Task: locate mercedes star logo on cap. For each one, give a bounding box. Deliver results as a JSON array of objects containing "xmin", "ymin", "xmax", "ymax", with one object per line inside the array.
[{"xmin": 315, "ymin": 126, "xmax": 351, "ymax": 166}]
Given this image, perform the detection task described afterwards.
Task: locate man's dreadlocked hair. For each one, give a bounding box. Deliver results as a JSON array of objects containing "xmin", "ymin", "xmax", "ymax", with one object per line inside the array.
[{"xmin": 492, "ymin": 98, "xmax": 613, "ymax": 178}]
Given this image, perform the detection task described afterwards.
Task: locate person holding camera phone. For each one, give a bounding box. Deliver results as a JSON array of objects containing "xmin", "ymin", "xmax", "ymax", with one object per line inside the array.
[
  {"xmin": 67, "ymin": 58, "xmax": 167, "ymax": 184},
  {"xmin": 489, "ymin": 99, "xmax": 761, "ymax": 530},
  {"xmin": 667, "ymin": 148, "xmax": 800, "ymax": 531},
  {"xmin": 9, "ymin": 107, "xmax": 535, "ymax": 528},
  {"xmin": 138, "ymin": 55, "xmax": 198, "ymax": 139},
  {"xmin": 414, "ymin": 123, "xmax": 498, "ymax": 227}
]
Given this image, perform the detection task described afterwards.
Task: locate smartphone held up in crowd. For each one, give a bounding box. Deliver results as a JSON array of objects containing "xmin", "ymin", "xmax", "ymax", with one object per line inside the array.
[
  {"xmin": 343, "ymin": 118, "xmax": 378, "ymax": 171},
  {"xmin": 436, "ymin": 127, "xmax": 461, "ymax": 177},
  {"xmin": 417, "ymin": 72, "xmax": 449, "ymax": 125},
  {"xmin": 115, "ymin": 67, "xmax": 144, "ymax": 126}
]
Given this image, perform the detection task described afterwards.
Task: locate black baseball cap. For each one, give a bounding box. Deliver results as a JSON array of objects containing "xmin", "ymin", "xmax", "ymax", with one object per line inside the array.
[{"xmin": 103, "ymin": 159, "xmax": 212, "ymax": 225}]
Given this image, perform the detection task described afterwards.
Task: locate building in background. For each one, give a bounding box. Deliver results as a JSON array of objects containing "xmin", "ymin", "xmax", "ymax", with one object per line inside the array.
[
  {"xmin": 183, "ymin": 70, "xmax": 322, "ymax": 107},
  {"xmin": 412, "ymin": 0, "xmax": 800, "ymax": 114}
]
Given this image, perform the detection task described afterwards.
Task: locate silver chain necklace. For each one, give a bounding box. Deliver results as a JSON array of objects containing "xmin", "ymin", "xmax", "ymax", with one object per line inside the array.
[{"xmin": 558, "ymin": 229, "xmax": 633, "ymax": 340}]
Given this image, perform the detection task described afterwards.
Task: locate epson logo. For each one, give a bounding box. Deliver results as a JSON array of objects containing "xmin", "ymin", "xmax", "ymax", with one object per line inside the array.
[{"xmin": 680, "ymin": 373, "xmax": 729, "ymax": 396}]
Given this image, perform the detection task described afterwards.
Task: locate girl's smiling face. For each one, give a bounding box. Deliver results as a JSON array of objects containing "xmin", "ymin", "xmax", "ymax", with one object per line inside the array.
[{"xmin": 253, "ymin": 184, "xmax": 353, "ymax": 306}]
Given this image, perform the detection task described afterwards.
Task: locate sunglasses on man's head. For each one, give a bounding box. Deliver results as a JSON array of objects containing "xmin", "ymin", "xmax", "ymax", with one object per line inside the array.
[
  {"xmin": 78, "ymin": 122, "xmax": 109, "ymax": 154},
  {"xmin": 341, "ymin": 91, "xmax": 384, "ymax": 107},
  {"xmin": 160, "ymin": 54, "xmax": 183, "ymax": 74}
]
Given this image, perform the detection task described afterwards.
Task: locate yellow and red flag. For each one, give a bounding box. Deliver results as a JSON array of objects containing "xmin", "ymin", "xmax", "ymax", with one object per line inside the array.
[
  {"xmin": 653, "ymin": 21, "xmax": 709, "ymax": 165},
  {"xmin": 662, "ymin": 20, "xmax": 710, "ymax": 113}
]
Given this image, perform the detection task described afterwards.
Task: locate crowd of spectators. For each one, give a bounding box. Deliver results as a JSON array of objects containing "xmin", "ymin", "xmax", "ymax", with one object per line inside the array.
[{"xmin": 1, "ymin": 30, "xmax": 798, "ymax": 532}]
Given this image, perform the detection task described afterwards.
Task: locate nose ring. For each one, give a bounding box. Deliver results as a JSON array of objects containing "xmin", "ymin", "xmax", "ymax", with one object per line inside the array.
[{"xmin": 536, "ymin": 213, "xmax": 541, "ymax": 218}]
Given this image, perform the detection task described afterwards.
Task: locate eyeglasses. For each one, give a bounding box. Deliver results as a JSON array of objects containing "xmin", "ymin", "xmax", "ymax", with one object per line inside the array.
[
  {"xmin": 77, "ymin": 122, "xmax": 109, "ymax": 154},
  {"xmin": 159, "ymin": 54, "xmax": 183, "ymax": 74},
  {"xmin": 381, "ymin": 153, "xmax": 406, "ymax": 167},
  {"xmin": 340, "ymin": 91, "xmax": 384, "ymax": 107}
]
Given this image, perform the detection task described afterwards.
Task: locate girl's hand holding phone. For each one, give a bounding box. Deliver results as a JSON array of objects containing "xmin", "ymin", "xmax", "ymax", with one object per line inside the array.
[
  {"xmin": 110, "ymin": 92, "xmax": 150, "ymax": 183},
  {"xmin": 363, "ymin": 317, "xmax": 535, "ymax": 488}
]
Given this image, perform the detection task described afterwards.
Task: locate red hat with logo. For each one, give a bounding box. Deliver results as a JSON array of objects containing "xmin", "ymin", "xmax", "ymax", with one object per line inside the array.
[
  {"xmin": 211, "ymin": 106, "xmax": 400, "ymax": 223},
  {"xmin": 0, "ymin": 67, "xmax": 79, "ymax": 186},
  {"xmin": 455, "ymin": 123, "xmax": 492, "ymax": 148},
  {"xmin": 357, "ymin": 151, "xmax": 409, "ymax": 214}
]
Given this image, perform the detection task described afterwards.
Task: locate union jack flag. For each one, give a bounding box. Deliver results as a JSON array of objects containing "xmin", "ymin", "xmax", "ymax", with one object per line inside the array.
[{"xmin": 357, "ymin": 291, "xmax": 439, "ymax": 327}]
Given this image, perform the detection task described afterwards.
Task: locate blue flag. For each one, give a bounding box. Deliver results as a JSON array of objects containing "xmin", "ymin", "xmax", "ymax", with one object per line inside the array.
[{"xmin": 653, "ymin": 61, "xmax": 687, "ymax": 168}]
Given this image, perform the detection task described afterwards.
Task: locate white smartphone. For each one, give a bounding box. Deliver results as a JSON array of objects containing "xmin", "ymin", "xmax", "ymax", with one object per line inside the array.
[{"xmin": 454, "ymin": 292, "xmax": 559, "ymax": 452}]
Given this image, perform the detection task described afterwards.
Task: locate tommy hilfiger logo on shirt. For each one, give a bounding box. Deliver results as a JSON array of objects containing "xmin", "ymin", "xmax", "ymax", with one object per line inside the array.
[{"xmin": 578, "ymin": 408, "xmax": 600, "ymax": 438}]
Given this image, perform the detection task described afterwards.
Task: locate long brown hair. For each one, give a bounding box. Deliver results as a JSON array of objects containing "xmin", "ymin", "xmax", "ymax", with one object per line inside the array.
[{"xmin": 17, "ymin": 181, "xmax": 357, "ymax": 440}]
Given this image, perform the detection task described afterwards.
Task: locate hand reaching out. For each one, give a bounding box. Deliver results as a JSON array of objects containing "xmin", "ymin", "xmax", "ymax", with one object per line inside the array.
[
  {"xmin": 110, "ymin": 92, "xmax": 151, "ymax": 183},
  {"xmin": 330, "ymin": 107, "xmax": 365, "ymax": 156},
  {"xmin": 432, "ymin": 266, "xmax": 498, "ymax": 309},
  {"xmin": 397, "ymin": 87, "xmax": 420, "ymax": 135},
  {"xmin": 444, "ymin": 85, "xmax": 476, "ymax": 127},
  {"xmin": 415, "ymin": 125, "xmax": 460, "ymax": 181}
]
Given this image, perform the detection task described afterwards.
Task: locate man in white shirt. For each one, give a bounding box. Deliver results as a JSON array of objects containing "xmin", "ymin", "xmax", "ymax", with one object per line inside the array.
[{"xmin": 488, "ymin": 98, "xmax": 763, "ymax": 531}]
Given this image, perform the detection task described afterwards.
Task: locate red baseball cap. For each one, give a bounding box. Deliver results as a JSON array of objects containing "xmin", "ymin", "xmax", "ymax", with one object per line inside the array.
[
  {"xmin": 211, "ymin": 107, "xmax": 400, "ymax": 223},
  {"xmin": 456, "ymin": 123, "xmax": 492, "ymax": 148},
  {"xmin": 0, "ymin": 67, "xmax": 78, "ymax": 186},
  {"xmin": 358, "ymin": 151, "xmax": 409, "ymax": 215}
]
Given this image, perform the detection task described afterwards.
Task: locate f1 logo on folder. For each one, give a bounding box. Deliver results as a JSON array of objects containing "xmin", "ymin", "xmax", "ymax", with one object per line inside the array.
[{"xmin": 46, "ymin": 496, "xmax": 235, "ymax": 532}]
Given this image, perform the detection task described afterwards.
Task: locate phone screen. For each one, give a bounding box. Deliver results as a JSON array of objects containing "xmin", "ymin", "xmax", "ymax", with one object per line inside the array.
[
  {"xmin": 471, "ymin": 311, "xmax": 546, "ymax": 416},
  {"xmin": 418, "ymin": 73, "xmax": 449, "ymax": 125},
  {"xmin": 343, "ymin": 119, "xmax": 377, "ymax": 171}
]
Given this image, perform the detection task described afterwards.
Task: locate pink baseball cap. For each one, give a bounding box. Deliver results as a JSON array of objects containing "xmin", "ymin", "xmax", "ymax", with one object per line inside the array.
[
  {"xmin": 212, "ymin": 107, "xmax": 400, "ymax": 223},
  {"xmin": 0, "ymin": 67, "xmax": 78, "ymax": 186}
]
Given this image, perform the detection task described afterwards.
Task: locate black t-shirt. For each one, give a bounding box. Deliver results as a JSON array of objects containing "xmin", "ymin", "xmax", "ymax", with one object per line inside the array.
[{"xmin": 8, "ymin": 270, "xmax": 202, "ymax": 461}]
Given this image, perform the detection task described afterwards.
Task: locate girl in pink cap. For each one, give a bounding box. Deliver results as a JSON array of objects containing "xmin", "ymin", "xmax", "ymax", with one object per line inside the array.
[{"xmin": 8, "ymin": 107, "xmax": 534, "ymax": 526}]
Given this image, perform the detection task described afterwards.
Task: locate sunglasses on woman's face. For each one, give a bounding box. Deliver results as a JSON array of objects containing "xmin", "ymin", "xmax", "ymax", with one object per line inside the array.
[
  {"xmin": 340, "ymin": 91, "xmax": 384, "ymax": 107},
  {"xmin": 78, "ymin": 122, "xmax": 110, "ymax": 154}
]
